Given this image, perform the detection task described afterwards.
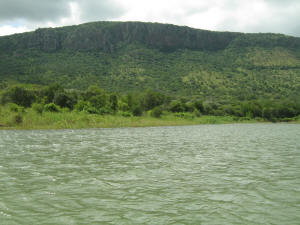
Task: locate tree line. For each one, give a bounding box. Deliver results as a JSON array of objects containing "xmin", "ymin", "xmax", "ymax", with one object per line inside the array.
[{"xmin": 1, "ymin": 83, "xmax": 300, "ymax": 121}]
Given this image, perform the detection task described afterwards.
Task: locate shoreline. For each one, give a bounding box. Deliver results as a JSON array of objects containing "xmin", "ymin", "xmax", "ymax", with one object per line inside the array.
[{"xmin": 0, "ymin": 112, "xmax": 298, "ymax": 131}]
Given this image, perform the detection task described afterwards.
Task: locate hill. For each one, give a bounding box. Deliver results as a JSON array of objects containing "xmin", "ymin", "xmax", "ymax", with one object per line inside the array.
[{"xmin": 0, "ymin": 21, "xmax": 300, "ymax": 101}]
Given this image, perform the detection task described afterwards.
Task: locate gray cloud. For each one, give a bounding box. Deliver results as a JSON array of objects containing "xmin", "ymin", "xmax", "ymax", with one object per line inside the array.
[
  {"xmin": 0, "ymin": 0, "xmax": 300, "ymax": 37},
  {"xmin": 77, "ymin": 0, "xmax": 125, "ymax": 22},
  {"xmin": 0, "ymin": 0, "xmax": 125, "ymax": 23},
  {"xmin": 211, "ymin": 0, "xmax": 300, "ymax": 36},
  {"xmin": 264, "ymin": 0, "xmax": 299, "ymax": 6},
  {"xmin": 0, "ymin": 0, "xmax": 71, "ymax": 22}
]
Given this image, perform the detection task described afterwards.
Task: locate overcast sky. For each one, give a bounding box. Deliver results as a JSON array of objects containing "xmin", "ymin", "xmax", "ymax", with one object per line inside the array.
[{"xmin": 0, "ymin": 0, "xmax": 299, "ymax": 37}]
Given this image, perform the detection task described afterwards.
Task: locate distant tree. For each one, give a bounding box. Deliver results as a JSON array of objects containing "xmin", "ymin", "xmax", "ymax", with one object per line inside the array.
[
  {"xmin": 151, "ymin": 106, "xmax": 163, "ymax": 118},
  {"xmin": 85, "ymin": 85, "xmax": 105, "ymax": 100},
  {"xmin": 32, "ymin": 103, "xmax": 44, "ymax": 114},
  {"xmin": 109, "ymin": 94, "xmax": 118, "ymax": 112},
  {"xmin": 132, "ymin": 105, "xmax": 143, "ymax": 116},
  {"xmin": 193, "ymin": 100, "xmax": 204, "ymax": 112},
  {"xmin": 169, "ymin": 100, "xmax": 184, "ymax": 112},
  {"xmin": 126, "ymin": 93, "xmax": 133, "ymax": 109},
  {"xmin": 89, "ymin": 94, "xmax": 107, "ymax": 109},
  {"xmin": 143, "ymin": 90, "xmax": 165, "ymax": 110},
  {"xmin": 54, "ymin": 92, "xmax": 76, "ymax": 109},
  {"xmin": 44, "ymin": 103, "xmax": 60, "ymax": 112},
  {"xmin": 43, "ymin": 83, "xmax": 64, "ymax": 103},
  {"xmin": 262, "ymin": 107, "xmax": 273, "ymax": 120},
  {"xmin": 5, "ymin": 86, "xmax": 35, "ymax": 107}
]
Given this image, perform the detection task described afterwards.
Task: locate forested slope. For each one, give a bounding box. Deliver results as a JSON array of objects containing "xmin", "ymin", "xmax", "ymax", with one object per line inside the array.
[{"xmin": 1, "ymin": 21, "xmax": 300, "ymax": 101}]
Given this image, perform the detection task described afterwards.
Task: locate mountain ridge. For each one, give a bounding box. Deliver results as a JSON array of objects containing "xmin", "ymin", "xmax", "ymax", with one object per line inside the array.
[
  {"xmin": 1, "ymin": 21, "xmax": 300, "ymax": 53},
  {"xmin": 0, "ymin": 21, "xmax": 300, "ymax": 101}
]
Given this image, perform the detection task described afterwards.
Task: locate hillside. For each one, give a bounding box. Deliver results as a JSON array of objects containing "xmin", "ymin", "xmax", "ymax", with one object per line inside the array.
[{"xmin": 0, "ymin": 21, "xmax": 300, "ymax": 101}]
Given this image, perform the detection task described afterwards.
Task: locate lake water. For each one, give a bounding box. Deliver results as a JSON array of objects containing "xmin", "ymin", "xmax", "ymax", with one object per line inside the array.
[{"xmin": 0, "ymin": 124, "xmax": 299, "ymax": 225}]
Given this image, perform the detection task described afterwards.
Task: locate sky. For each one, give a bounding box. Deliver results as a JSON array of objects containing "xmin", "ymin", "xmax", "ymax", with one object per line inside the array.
[{"xmin": 0, "ymin": 0, "xmax": 299, "ymax": 37}]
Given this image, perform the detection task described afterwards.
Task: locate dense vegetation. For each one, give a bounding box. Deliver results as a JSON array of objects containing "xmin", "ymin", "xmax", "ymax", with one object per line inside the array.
[
  {"xmin": 0, "ymin": 21, "xmax": 300, "ymax": 101},
  {"xmin": 0, "ymin": 21, "xmax": 299, "ymax": 128},
  {"xmin": 0, "ymin": 83, "xmax": 299, "ymax": 129}
]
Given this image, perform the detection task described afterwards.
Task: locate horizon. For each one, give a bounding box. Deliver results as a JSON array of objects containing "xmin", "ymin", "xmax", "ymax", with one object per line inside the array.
[{"xmin": 0, "ymin": 20, "xmax": 298, "ymax": 38}]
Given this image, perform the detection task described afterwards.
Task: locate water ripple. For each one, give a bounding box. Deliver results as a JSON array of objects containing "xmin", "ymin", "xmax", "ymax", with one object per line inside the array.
[{"xmin": 0, "ymin": 124, "xmax": 299, "ymax": 224}]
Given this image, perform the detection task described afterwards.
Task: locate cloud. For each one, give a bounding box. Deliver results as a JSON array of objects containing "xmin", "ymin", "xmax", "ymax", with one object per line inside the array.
[
  {"xmin": 0, "ymin": 25, "xmax": 29, "ymax": 36},
  {"xmin": 115, "ymin": 0, "xmax": 300, "ymax": 36},
  {"xmin": 0, "ymin": 0, "xmax": 300, "ymax": 37},
  {"xmin": 0, "ymin": 0, "xmax": 71, "ymax": 22},
  {"xmin": 76, "ymin": 0, "xmax": 125, "ymax": 22}
]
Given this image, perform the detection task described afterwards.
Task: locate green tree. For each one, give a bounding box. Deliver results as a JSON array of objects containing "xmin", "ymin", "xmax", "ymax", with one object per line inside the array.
[
  {"xmin": 6, "ymin": 86, "xmax": 35, "ymax": 107},
  {"xmin": 132, "ymin": 105, "xmax": 143, "ymax": 116},
  {"xmin": 43, "ymin": 83, "xmax": 64, "ymax": 103},
  {"xmin": 169, "ymin": 100, "xmax": 184, "ymax": 112},
  {"xmin": 151, "ymin": 106, "xmax": 163, "ymax": 118},
  {"xmin": 109, "ymin": 94, "xmax": 118, "ymax": 112},
  {"xmin": 143, "ymin": 90, "xmax": 165, "ymax": 110},
  {"xmin": 54, "ymin": 92, "xmax": 76, "ymax": 109}
]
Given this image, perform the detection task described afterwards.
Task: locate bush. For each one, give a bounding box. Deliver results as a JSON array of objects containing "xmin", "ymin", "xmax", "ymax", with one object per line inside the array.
[
  {"xmin": 174, "ymin": 112, "xmax": 195, "ymax": 119},
  {"xmin": 6, "ymin": 86, "xmax": 35, "ymax": 107},
  {"xmin": 194, "ymin": 109, "xmax": 201, "ymax": 117},
  {"xmin": 184, "ymin": 102, "xmax": 195, "ymax": 112},
  {"xmin": 98, "ymin": 107, "xmax": 112, "ymax": 115},
  {"xmin": 85, "ymin": 106, "xmax": 98, "ymax": 114},
  {"xmin": 132, "ymin": 105, "xmax": 143, "ymax": 116},
  {"xmin": 7, "ymin": 103, "xmax": 24, "ymax": 113},
  {"xmin": 44, "ymin": 103, "xmax": 60, "ymax": 112},
  {"xmin": 194, "ymin": 100, "xmax": 204, "ymax": 112},
  {"xmin": 118, "ymin": 101, "xmax": 130, "ymax": 111},
  {"xmin": 169, "ymin": 100, "xmax": 184, "ymax": 112},
  {"xmin": 32, "ymin": 103, "xmax": 44, "ymax": 114},
  {"xmin": 120, "ymin": 111, "xmax": 132, "ymax": 117},
  {"xmin": 54, "ymin": 92, "xmax": 76, "ymax": 109},
  {"xmin": 109, "ymin": 94, "xmax": 118, "ymax": 112},
  {"xmin": 13, "ymin": 114, "xmax": 23, "ymax": 124},
  {"xmin": 74, "ymin": 100, "xmax": 90, "ymax": 112},
  {"xmin": 151, "ymin": 106, "xmax": 163, "ymax": 118},
  {"xmin": 61, "ymin": 107, "xmax": 70, "ymax": 113}
]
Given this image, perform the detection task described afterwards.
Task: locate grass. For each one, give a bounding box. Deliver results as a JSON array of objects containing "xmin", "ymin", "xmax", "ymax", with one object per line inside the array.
[{"xmin": 0, "ymin": 107, "xmax": 296, "ymax": 130}]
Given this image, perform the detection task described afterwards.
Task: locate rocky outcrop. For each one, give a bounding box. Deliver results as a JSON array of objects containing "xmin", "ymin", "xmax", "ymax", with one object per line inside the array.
[{"xmin": 0, "ymin": 21, "xmax": 242, "ymax": 53}]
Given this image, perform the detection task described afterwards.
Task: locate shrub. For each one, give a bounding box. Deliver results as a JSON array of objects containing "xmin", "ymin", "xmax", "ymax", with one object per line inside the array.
[
  {"xmin": 193, "ymin": 100, "xmax": 204, "ymax": 112},
  {"xmin": 194, "ymin": 109, "xmax": 201, "ymax": 117},
  {"xmin": 185, "ymin": 102, "xmax": 195, "ymax": 112},
  {"xmin": 7, "ymin": 86, "xmax": 35, "ymax": 107},
  {"xmin": 44, "ymin": 103, "xmax": 60, "ymax": 112},
  {"xmin": 144, "ymin": 90, "xmax": 165, "ymax": 110},
  {"xmin": 85, "ymin": 106, "xmax": 98, "ymax": 114},
  {"xmin": 74, "ymin": 100, "xmax": 90, "ymax": 112},
  {"xmin": 89, "ymin": 95, "xmax": 107, "ymax": 109},
  {"xmin": 7, "ymin": 103, "xmax": 24, "ymax": 113},
  {"xmin": 151, "ymin": 106, "xmax": 163, "ymax": 118},
  {"xmin": 109, "ymin": 94, "xmax": 118, "ymax": 112},
  {"xmin": 118, "ymin": 101, "xmax": 130, "ymax": 111},
  {"xmin": 32, "ymin": 103, "xmax": 44, "ymax": 114},
  {"xmin": 13, "ymin": 114, "xmax": 23, "ymax": 124},
  {"xmin": 132, "ymin": 105, "xmax": 143, "ymax": 116},
  {"xmin": 120, "ymin": 111, "xmax": 132, "ymax": 117},
  {"xmin": 61, "ymin": 107, "xmax": 70, "ymax": 113},
  {"xmin": 98, "ymin": 107, "xmax": 112, "ymax": 115},
  {"xmin": 169, "ymin": 100, "xmax": 184, "ymax": 112},
  {"xmin": 54, "ymin": 92, "xmax": 76, "ymax": 109},
  {"xmin": 174, "ymin": 112, "xmax": 195, "ymax": 119}
]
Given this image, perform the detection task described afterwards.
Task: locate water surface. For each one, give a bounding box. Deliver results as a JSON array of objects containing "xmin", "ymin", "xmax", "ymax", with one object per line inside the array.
[{"xmin": 0, "ymin": 124, "xmax": 299, "ymax": 224}]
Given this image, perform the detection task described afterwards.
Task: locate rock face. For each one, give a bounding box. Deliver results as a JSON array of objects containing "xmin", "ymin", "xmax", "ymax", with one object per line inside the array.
[
  {"xmin": 1, "ymin": 21, "xmax": 300, "ymax": 53},
  {"xmin": 0, "ymin": 21, "xmax": 242, "ymax": 53},
  {"xmin": 0, "ymin": 21, "xmax": 300, "ymax": 98}
]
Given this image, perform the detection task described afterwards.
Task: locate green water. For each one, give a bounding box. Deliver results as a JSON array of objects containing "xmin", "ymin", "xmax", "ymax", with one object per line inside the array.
[{"xmin": 0, "ymin": 124, "xmax": 299, "ymax": 225}]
